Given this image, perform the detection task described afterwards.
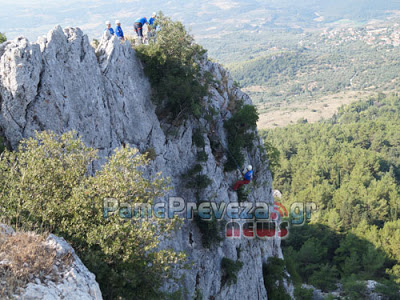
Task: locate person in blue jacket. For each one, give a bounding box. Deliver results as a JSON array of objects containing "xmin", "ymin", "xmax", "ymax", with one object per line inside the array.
[
  {"xmin": 149, "ymin": 12, "xmax": 157, "ymax": 28},
  {"xmin": 134, "ymin": 17, "xmax": 149, "ymax": 43},
  {"xmin": 233, "ymin": 165, "xmax": 253, "ymax": 191},
  {"xmin": 115, "ymin": 20, "xmax": 124, "ymax": 41},
  {"xmin": 147, "ymin": 12, "xmax": 157, "ymax": 42},
  {"xmin": 105, "ymin": 21, "xmax": 114, "ymax": 35}
]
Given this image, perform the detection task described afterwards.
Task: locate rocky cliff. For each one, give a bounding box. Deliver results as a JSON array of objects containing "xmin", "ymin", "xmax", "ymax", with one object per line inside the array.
[
  {"xmin": 0, "ymin": 224, "xmax": 102, "ymax": 300},
  {"xmin": 0, "ymin": 27, "xmax": 287, "ymax": 299}
]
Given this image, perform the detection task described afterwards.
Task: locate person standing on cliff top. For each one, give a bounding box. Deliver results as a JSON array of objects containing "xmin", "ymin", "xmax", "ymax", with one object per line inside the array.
[
  {"xmin": 147, "ymin": 12, "xmax": 157, "ymax": 42},
  {"xmin": 149, "ymin": 12, "xmax": 157, "ymax": 28},
  {"xmin": 105, "ymin": 21, "xmax": 114, "ymax": 35},
  {"xmin": 134, "ymin": 17, "xmax": 149, "ymax": 44},
  {"xmin": 115, "ymin": 20, "xmax": 124, "ymax": 41}
]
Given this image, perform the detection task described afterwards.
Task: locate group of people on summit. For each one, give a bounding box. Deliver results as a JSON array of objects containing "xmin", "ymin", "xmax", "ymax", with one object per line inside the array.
[{"xmin": 104, "ymin": 12, "xmax": 158, "ymax": 44}]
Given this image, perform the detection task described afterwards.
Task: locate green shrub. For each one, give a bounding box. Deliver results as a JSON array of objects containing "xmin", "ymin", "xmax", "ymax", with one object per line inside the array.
[
  {"xmin": 221, "ymin": 257, "xmax": 243, "ymax": 286},
  {"xmin": 284, "ymin": 255, "xmax": 302, "ymax": 285},
  {"xmin": 186, "ymin": 175, "xmax": 212, "ymax": 190},
  {"xmin": 233, "ymin": 81, "xmax": 241, "ymax": 88},
  {"xmin": 0, "ymin": 131, "xmax": 184, "ymax": 299},
  {"xmin": 192, "ymin": 128, "xmax": 206, "ymax": 148},
  {"xmin": 204, "ymin": 106, "xmax": 219, "ymax": 122},
  {"xmin": 183, "ymin": 164, "xmax": 212, "ymax": 191},
  {"xmin": 144, "ymin": 147, "xmax": 157, "ymax": 160},
  {"xmin": 308, "ymin": 264, "xmax": 338, "ymax": 292},
  {"xmin": 194, "ymin": 288, "xmax": 203, "ymax": 300},
  {"xmin": 263, "ymin": 257, "xmax": 291, "ymax": 300},
  {"xmin": 236, "ymin": 185, "xmax": 251, "ymax": 202},
  {"xmin": 375, "ymin": 280, "xmax": 400, "ymax": 300},
  {"xmin": 342, "ymin": 275, "xmax": 367, "ymax": 300},
  {"xmin": 224, "ymin": 103, "xmax": 259, "ymax": 171},
  {"xmin": 0, "ymin": 32, "xmax": 6, "ymax": 44},
  {"xmin": 193, "ymin": 212, "xmax": 223, "ymax": 248},
  {"xmin": 185, "ymin": 164, "xmax": 203, "ymax": 177},
  {"xmin": 0, "ymin": 136, "xmax": 4, "ymax": 154},
  {"xmin": 135, "ymin": 12, "xmax": 210, "ymax": 120},
  {"xmin": 294, "ymin": 285, "xmax": 313, "ymax": 300},
  {"xmin": 182, "ymin": 131, "xmax": 211, "ymax": 195},
  {"xmin": 197, "ymin": 151, "xmax": 208, "ymax": 162},
  {"xmin": 91, "ymin": 38, "xmax": 99, "ymax": 49},
  {"xmin": 228, "ymin": 103, "xmax": 259, "ymax": 128}
]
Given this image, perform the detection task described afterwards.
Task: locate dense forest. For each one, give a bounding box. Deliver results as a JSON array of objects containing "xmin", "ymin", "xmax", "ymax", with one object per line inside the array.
[{"xmin": 261, "ymin": 94, "xmax": 400, "ymax": 299}]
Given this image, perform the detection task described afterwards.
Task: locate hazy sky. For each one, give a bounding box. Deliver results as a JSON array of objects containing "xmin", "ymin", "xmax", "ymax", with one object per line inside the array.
[
  {"xmin": 1, "ymin": 0, "xmax": 252, "ymax": 41},
  {"xmin": 0, "ymin": 0, "xmax": 191, "ymax": 41},
  {"xmin": 2, "ymin": 0, "xmax": 400, "ymax": 42}
]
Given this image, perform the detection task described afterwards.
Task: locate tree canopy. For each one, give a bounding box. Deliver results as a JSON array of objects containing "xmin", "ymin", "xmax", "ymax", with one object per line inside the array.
[
  {"xmin": 135, "ymin": 12, "xmax": 209, "ymax": 120},
  {"xmin": 0, "ymin": 131, "xmax": 184, "ymax": 299},
  {"xmin": 262, "ymin": 94, "xmax": 400, "ymax": 298}
]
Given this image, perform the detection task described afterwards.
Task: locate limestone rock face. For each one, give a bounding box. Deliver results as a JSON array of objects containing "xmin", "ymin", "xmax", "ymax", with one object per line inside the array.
[{"xmin": 0, "ymin": 27, "xmax": 287, "ymax": 299}]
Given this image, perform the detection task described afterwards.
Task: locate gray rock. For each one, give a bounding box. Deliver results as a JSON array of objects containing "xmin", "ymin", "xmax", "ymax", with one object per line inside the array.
[
  {"xmin": 18, "ymin": 234, "xmax": 102, "ymax": 300},
  {"xmin": 0, "ymin": 224, "xmax": 102, "ymax": 300},
  {"xmin": 0, "ymin": 26, "xmax": 290, "ymax": 299}
]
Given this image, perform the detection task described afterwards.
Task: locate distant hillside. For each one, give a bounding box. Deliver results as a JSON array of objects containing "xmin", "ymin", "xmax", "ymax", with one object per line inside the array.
[
  {"xmin": 3, "ymin": 2, "xmax": 400, "ymax": 130},
  {"xmin": 217, "ymin": 21, "xmax": 400, "ymax": 128},
  {"xmin": 264, "ymin": 0, "xmax": 400, "ymax": 23},
  {"xmin": 229, "ymin": 33, "xmax": 400, "ymax": 105}
]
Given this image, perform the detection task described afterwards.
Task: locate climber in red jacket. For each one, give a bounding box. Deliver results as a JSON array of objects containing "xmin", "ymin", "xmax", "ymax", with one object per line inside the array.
[{"xmin": 233, "ymin": 165, "xmax": 253, "ymax": 191}]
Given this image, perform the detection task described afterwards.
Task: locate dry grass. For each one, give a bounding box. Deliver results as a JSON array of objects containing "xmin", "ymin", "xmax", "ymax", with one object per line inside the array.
[
  {"xmin": 0, "ymin": 231, "xmax": 72, "ymax": 298},
  {"xmin": 256, "ymin": 90, "xmax": 373, "ymax": 129}
]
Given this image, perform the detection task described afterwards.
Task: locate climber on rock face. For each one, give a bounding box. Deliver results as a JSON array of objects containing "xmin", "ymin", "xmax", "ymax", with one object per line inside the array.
[
  {"xmin": 233, "ymin": 165, "xmax": 253, "ymax": 191},
  {"xmin": 105, "ymin": 21, "xmax": 114, "ymax": 35},
  {"xmin": 134, "ymin": 17, "xmax": 149, "ymax": 44},
  {"xmin": 115, "ymin": 20, "xmax": 125, "ymax": 40}
]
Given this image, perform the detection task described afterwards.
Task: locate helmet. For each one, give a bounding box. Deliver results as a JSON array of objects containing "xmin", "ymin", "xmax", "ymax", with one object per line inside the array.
[
  {"xmin": 105, "ymin": 21, "xmax": 111, "ymax": 25},
  {"xmin": 115, "ymin": 20, "xmax": 121, "ymax": 25},
  {"xmin": 247, "ymin": 165, "xmax": 253, "ymax": 171},
  {"xmin": 152, "ymin": 12, "xmax": 157, "ymax": 17}
]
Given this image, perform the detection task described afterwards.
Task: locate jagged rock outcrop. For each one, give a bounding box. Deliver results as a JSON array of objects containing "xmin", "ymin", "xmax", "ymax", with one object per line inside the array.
[
  {"xmin": 0, "ymin": 27, "xmax": 288, "ymax": 299},
  {"xmin": 0, "ymin": 224, "xmax": 102, "ymax": 300}
]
